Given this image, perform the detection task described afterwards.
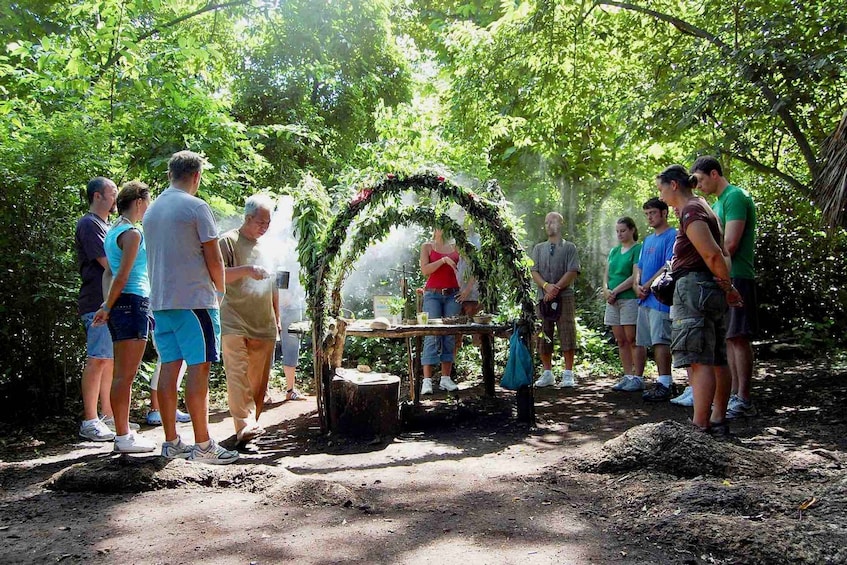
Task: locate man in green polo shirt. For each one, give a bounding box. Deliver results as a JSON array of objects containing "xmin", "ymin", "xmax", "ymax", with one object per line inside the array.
[{"xmin": 691, "ymin": 156, "xmax": 758, "ymax": 419}]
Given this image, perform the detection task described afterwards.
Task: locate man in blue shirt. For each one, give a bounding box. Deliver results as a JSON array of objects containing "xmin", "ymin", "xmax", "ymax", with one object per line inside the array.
[
  {"xmin": 75, "ymin": 177, "xmax": 118, "ymax": 442},
  {"xmin": 631, "ymin": 198, "xmax": 678, "ymax": 401}
]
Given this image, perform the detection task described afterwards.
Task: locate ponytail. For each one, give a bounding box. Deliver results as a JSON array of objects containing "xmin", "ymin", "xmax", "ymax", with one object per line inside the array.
[{"xmin": 656, "ymin": 165, "xmax": 697, "ymax": 192}]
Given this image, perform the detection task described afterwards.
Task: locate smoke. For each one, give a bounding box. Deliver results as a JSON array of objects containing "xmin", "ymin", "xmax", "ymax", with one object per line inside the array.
[
  {"xmin": 217, "ymin": 196, "xmax": 305, "ymax": 320},
  {"xmin": 342, "ymin": 224, "xmax": 424, "ymax": 312}
]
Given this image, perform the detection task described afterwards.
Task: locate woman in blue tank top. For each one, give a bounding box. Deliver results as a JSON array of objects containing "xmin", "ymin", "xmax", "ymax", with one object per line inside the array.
[{"xmin": 93, "ymin": 181, "xmax": 156, "ymax": 453}]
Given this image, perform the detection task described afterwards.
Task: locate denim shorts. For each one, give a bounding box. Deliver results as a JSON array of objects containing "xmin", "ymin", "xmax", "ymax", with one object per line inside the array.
[
  {"xmin": 81, "ymin": 311, "xmax": 114, "ymax": 359},
  {"xmin": 277, "ymin": 308, "xmax": 302, "ymax": 367},
  {"xmin": 107, "ymin": 293, "xmax": 153, "ymax": 342},
  {"xmin": 635, "ymin": 306, "xmax": 672, "ymax": 347}
]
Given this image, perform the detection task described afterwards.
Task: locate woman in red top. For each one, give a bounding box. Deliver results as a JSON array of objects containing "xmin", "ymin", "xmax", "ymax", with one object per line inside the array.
[{"xmin": 419, "ymin": 229, "xmax": 463, "ymax": 395}]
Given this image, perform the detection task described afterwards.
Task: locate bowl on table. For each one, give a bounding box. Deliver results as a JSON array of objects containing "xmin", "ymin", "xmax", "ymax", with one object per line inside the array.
[{"xmin": 473, "ymin": 314, "xmax": 493, "ymax": 324}]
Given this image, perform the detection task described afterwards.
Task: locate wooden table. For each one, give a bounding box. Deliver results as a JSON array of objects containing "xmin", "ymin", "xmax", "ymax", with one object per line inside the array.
[{"xmin": 290, "ymin": 320, "xmax": 512, "ymax": 404}]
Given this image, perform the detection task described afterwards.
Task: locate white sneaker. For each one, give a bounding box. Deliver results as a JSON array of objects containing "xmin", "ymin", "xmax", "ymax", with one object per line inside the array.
[
  {"xmin": 161, "ymin": 436, "xmax": 193, "ymax": 459},
  {"xmin": 621, "ymin": 375, "xmax": 644, "ymax": 391},
  {"xmin": 534, "ymin": 370, "xmax": 555, "ymax": 388},
  {"xmin": 440, "ymin": 376, "xmax": 459, "ymax": 392},
  {"xmin": 101, "ymin": 415, "xmax": 140, "ymax": 432},
  {"xmin": 726, "ymin": 394, "xmax": 757, "ymax": 419},
  {"xmin": 611, "ymin": 376, "xmax": 630, "ymax": 391},
  {"xmin": 114, "ymin": 432, "xmax": 157, "ymax": 453},
  {"xmin": 79, "ymin": 419, "xmax": 115, "ymax": 442},
  {"xmin": 557, "ymin": 370, "xmax": 576, "ymax": 388},
  {"xmin": 670, "ymin": 385, "xmax": 694, "ymax": 406},
  {"xmin": 421, "ymin": 378, "xmax": 434, "ymax": 395},
  {"xmin": 188, "ymin": 439, "xmax": 239, "ymax": 465}
]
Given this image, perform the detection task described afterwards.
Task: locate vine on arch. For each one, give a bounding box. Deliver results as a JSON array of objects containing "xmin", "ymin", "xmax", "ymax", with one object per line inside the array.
[{"xmin": 296, "ymin": 172, "xmax": 536, "ymax": 430}]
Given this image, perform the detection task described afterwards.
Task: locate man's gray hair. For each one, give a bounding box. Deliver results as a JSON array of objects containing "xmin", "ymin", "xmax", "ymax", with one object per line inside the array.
[{"xmin": 244, "ymin": 193, "xmax": 276, "ymax": 217}]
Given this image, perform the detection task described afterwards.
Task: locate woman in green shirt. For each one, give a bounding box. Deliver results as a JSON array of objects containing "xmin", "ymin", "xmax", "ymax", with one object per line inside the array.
[{"xmin": 605, "ymin": 217, "xmax": 643, "ymax": 391}]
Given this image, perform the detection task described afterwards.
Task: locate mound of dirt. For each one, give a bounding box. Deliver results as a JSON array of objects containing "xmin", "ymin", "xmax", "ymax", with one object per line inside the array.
[
  {"xmin": 262, "ymin": 477, "xmax": 367, "ymax": 509},
  {"xmin": 45, "ymin": 456, "xmax": 370, "ymax": 511},
  {"xmin": 46, "ymin": 457, "xmax": 289, "ymax": 493},
  {"xmin": 578, "ymin": 420, "xmax": 782, "ymax": 478}
]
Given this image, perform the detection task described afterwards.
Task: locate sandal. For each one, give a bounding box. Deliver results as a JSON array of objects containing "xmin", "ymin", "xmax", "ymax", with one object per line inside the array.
[
  {"xmin": 145, "ymin": 410, "xmax": 162, "ymax": 426},
  {"xmin": 708, "ymin": 420, "xmax": 731, "ymax": 437},
  {"xmin": 286, "ymin": 389, "xmax": 307, "ymax": 401}
]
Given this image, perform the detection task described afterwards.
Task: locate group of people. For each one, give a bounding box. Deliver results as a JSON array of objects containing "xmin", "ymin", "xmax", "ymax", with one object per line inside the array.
[
  {"xmin": 74, "ymin": 150, "xmax": 757, "ymax": 457},
  {"xmin": 531, "ymin": 156, "xmax": 758, "ymax": 434},
  {"xmin": 75, "ymin": 151, "xmax": 303, "ymax": 463}
]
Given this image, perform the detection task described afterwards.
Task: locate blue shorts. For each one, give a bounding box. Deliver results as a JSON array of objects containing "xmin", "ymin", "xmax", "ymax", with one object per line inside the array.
[
  {"xmin": 635, "ymin": 306, "xmax": 672, "ymax": 347},
  {"xmin": 152, "ymin": 309, "xmax": 220, "ymax": 366},
  {"xmin": 107, "ymin": 293, "xmax": 153, "ymax": 342},
  {"xmin": 275, "ymin": 307, "xmax": 301, "ymax": 367},
  {"xmin": 81, "ymin": 312, "xmax": 113, "ymax": 359}
]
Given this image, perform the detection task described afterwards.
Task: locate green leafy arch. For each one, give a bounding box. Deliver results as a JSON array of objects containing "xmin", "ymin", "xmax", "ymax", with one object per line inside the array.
[{"xmin": 304, "ymin": 172, "xmax": 536, "ymax": 429}]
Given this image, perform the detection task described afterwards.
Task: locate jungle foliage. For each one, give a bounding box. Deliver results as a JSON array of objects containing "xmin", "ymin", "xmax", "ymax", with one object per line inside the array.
[{"xmin": 0, "ymin": 0, "xmax": 845, "ymax": 421}]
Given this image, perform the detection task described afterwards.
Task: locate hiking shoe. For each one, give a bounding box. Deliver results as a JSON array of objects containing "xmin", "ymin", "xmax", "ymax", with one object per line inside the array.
[
  {"xmin": 670, "ymin": 385, "xmax": 694, "ymax": 406},
  {"xmin": 79, "ymin": 419, "xmax": 115, "ymax": 442},
  {"xmin": 643, "ymin": 382, "xmax": 676, "ymax": 402},
  {"xmin": 421, "ymin": 378, "xmax": 434, "ymax": 395},
  {"xmin": 440, "ymin": 376, "xmax": 459, "ymax": 392},
  {"xmin": 557, "ymin": 370, "xmax": 576, "ymax": 388},
  {"xmin": 161, "ymin": 436, "xmax": 193, "ymax": 459},
  {"xmin": 175, "ymin": 409, "xmax": 192, "ymax": 423},
  {"xmin": 146, "ymin": 410, "xmax": 162, "ymax": 426},
  {"xmin": 189, "ymin": 439, "xmax": 239, "ymax": 465},
  {"xmin": 534, "ymin": 370, "xmax": 555, "ymax": 388},
  {"xmin": 101, "ymin": 415, "xmax": 140, "ymax": 432},
  {"xmin": 114, "ymin": 432, "xmax": 157, "ymax": 453},
  {"xmin": 621, "ymin": 375, "xmax": 644, "ymax": 392},
  {"xmin": 611, "ymin": 376, "xmax": 630, "ymax": 391},
  {"xmin": 725, "ymin": 395, "xmax": 757, "ymax": 419}
]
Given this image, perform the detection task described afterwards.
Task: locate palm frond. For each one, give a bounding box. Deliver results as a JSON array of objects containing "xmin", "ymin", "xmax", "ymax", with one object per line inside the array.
[{"xmin": 815, "ymin": 110, "xmax": 847, "ymax": 228}]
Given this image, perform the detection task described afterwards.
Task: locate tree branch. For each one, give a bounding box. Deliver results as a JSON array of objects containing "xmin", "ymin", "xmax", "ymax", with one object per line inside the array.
[
  {"xmin": 724, "ymin": 150, "xmax": 812, "ymax": 198},
  {"xmin": 92, "ymin": 0, "xmax": 253, "ymax": 84},
  {"xmin": 591, "ymin": 1, "xmax": 818, "ymax": 180}
]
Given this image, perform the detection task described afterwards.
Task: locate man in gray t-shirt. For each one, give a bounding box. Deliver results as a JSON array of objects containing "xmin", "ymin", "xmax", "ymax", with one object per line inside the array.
[
  {"xmin": 143, "ymin": 150, "xmax": 238, "ymax": 464},
  {"xmin": 529, "ymin": 212, "xmax": 580, "ymax": 389},
  {"xmin": 145, "ymin": 187, "xmax": 220, "ymax": 311}
]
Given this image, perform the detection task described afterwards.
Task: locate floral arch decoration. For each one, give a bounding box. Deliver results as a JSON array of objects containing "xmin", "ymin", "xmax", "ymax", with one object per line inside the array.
[{"xmin": 298, "ymin": 172, "xmax": 536, "ymax": 429}]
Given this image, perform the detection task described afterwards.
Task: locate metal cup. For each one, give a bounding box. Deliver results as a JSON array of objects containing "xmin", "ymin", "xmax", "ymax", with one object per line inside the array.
[{"xmin": 276, "ymin": 269, "xmax": 290, "ymax": 289}]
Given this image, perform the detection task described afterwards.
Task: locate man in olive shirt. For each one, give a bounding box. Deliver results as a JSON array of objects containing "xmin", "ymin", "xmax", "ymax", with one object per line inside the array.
[
  {"xmin": 530, "ymin": 212, "xmax": 581, "ymax": 388},
  {"xmin": 219, "ymin": 194, "xmax": 279, "ymax": 444},
  {"xmin": 691, "ymin": 156, "xmax": 758, "ymax": 418}
]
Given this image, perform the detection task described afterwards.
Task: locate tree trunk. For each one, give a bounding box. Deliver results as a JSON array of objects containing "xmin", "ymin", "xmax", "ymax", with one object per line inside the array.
[{"xmin": 330, "ymin": 369, "xmax": 400, "ymax": 439}]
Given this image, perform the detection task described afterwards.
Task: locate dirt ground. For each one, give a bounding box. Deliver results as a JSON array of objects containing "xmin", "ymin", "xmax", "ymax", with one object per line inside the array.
[{"xmin": 0, "ymin": 356, "xmax": 845, "ymax": 565}]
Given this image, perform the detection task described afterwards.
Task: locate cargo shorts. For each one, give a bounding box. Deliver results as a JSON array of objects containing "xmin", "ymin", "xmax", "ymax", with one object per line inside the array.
[{"xmin": 669, "ymin": 272, "xmax": 728, "ymax": 368}]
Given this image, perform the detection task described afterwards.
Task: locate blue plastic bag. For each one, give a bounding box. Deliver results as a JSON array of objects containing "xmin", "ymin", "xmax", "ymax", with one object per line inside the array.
[{"xmin": 501, "ymin": 325, "xmax": 533, "ymax": 390}]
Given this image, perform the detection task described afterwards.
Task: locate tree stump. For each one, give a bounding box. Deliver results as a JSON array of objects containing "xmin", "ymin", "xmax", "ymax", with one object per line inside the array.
[{"xmin": 330, "ymin": 368, "xmax": 400, "ymax": 438}]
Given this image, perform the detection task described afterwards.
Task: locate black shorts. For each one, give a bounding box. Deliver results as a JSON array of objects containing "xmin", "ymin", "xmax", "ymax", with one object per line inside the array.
[
  {"xmin": 107, "ymin": 293, "xmax": 153, "ymax": 341},
  {"xmin": 726, "ymin": 278, "xmax": 758, "ymax": 339}
]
